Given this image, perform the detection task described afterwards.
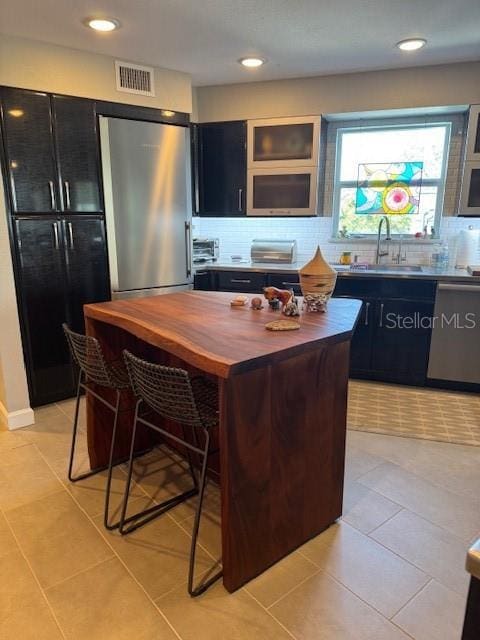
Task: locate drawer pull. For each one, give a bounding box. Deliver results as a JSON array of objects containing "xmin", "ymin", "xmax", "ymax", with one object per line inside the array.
[
  {"xmin": 282, "ymin": 281, "xmax": 300, "ymax": 288},
  {"xmin": 230, "ymin": 278, "xmax": 251, "ymax": 284},
  {"xmin": 365, "ymin": 301, "xmax": 370, "ymax": 326}
]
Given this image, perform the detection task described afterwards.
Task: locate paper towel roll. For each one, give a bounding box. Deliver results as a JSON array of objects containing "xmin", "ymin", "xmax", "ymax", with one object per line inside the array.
[{"xmin": 455, "ymin": 229, "xmax": 480, "ymax": 269}]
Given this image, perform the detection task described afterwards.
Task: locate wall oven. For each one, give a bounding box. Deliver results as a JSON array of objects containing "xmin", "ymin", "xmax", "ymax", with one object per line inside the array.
[{"xmin": 247, "ymin": 167, "xmax": 318, "ymax": 216}]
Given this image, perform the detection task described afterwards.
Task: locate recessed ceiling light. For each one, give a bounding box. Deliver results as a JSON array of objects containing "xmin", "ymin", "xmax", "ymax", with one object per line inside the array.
[
  {"xmin": 84, "ymin": 17, "xmax": 121, "ymax": 32},
  {"xmin": 161, "ymin": 110, "xmax": 175, "ymax": 117},
  {"xmin": 7, "ymin": 109, "xmax": 24, "ymax": 118},
  {"xmin": 239, "ymin": 57, "xmax": 266, "ymax": 68},
  {"xmin": 396, "ymin": 38, "xmax": 427, "ymax": 51}
]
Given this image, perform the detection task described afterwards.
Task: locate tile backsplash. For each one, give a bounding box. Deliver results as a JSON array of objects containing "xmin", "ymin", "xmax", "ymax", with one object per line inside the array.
[{"xmin": 194, "ymin": 216, "xmax": 480, "ymax": 266}]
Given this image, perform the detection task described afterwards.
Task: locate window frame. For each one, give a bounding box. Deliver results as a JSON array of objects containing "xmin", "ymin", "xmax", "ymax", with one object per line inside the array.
[{"xmin": 331, "ymin": 121, "xmax": 452, "ymax": 239}]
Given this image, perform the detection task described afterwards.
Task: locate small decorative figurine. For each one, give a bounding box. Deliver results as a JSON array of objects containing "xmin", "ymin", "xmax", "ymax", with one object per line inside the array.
[
  {"xmin": 303, "ymin": 293, "xmax": 328, "ymax": 313},
  {"xmin": 250, "ymin": 297, "xmax": 264, "ymax": 310},
  {"xmin": 268, "ymin": 298, "xmax": 280, "ymax": 310},
  {"xmin": 263, "ymin": 286, "xmax": 300, "ymax": 317},
  {"xmin": 230, "ymin": 295, "xmax": 248, "ymax": 307},
  {"xmin": 283, "ymin": 297, "xmax": 300, "ymax": 317}
]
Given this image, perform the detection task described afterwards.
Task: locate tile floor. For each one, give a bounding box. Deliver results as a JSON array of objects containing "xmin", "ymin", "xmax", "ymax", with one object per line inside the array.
[{"xmin": 1, "ymin": 391, "xmax": 479, "ymax": 640}]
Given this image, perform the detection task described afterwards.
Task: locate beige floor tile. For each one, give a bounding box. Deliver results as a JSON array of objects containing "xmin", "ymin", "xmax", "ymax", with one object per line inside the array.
[
  {"xmin": 342, "ymin": 480, "xmax": 402, "ymax": 533},
  {"xmin": 0, "ymin": 446, "xmax": 63, "ymax": 511},
  {"xmin": 299, "ymin": 521, "xmax": 428, "ymax": 618},
  {"xmin": 344, "ymin": 445, "xmax": 384, "ymax": 482},
  {"xmin": 94, "ymin": 505, "xmax": 214, "ymax": 600},
  {"xmin": 392, "ymin": 580, "xmax": 466, "ymax": 640},
  {"xmin": 0, "ymin": 428, "xmax": 34, "ymax": 453},
  {"xmin": 370, "ymin": 509, "xmax": 471, "ymax": 597},
  {"xmin": 5, "ymin": 490, "xmax": 113, "ymax": 589},
  {"xmin": 61, "ymin": 466, "xmax": 145, "ymax": 520},
  {"xmin": 0, "ymin": 512, "xmax": 18, "ymax": 560},
  {"xmin": 359, "ymin": 461, "xmax": 480, "ymax": 542},
  {"xmin": 46, "ymin": 557, "xmax": 177, "ymax": 640},
  {"xmin": 244, "ymin": 549, "xmax": 318, "ymax": 608},
  {"xmin": 180, "ymin": 507, "xmax": 222, "ymax": 561},
  {"xmin": 157, "ymin": 581, "xmax": 294, "ymax": 640},
  {"xmin": 270, "ymin": 570, "xmax": 411, "ymax": 639},
  {"xmin": 0, "ymin": 550, "xmax": 63, "ymax": 639}
]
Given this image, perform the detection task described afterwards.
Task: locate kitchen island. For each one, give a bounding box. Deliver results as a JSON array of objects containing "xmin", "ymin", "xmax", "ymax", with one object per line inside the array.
[{"xmin": 84, "ymin": 291, "xmax": 361, "ymax": 592}]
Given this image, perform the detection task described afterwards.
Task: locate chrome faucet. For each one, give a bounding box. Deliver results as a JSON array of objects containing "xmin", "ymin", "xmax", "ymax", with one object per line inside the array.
[
  {"xmin": 392, "ymin": 234, "xmax": 407, "ymax": 265},
  {"xmin": 375, "ymin": 215, "xmax": 391, "ymax": 264}
]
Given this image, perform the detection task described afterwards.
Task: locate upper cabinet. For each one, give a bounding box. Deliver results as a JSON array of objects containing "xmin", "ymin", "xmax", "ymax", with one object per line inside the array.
[
  {"xmin": 1, "ymin": 88, "xmax": 59, "ymax": 213},
  {"xmin": 459, "ymin": 105, "xmax": 480, "ymax": 215},
  {"xmin": 195, "ymin": 121, "xmax": 246, "ymax": 216},
  {"xmin": 247, "ymin": 116, "xmax": 321, "ymax": 168},
  {"xmin": 1, "ymin": 87, "xmax": 103, "ymax": 214},
  {"xmin": 52, "ymin": 96, "xmax": 103, "ymax": 213}
]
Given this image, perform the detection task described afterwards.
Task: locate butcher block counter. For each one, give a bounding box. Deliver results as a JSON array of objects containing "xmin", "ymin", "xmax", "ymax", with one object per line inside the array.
[{"xmin": 84, "ymin": 291, "xmax": 361, "ymax": 592}]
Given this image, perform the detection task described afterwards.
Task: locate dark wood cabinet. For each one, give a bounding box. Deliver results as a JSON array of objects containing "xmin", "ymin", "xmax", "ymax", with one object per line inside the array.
[
  {"xmin": 1, "ymin": 88, "xmax": 59, "ymax": 213},
  {"xmin": 62, "ymin": 218, "xmax": 110, "ymax": 332},
  {"xmin": 53, "ymin": 96, "xmax": 103, "ymax": 213},
  {"xmin": 217, "ymin": 270, "xmax": 267, "ymax": 293},
  {"xmin": 193, "ymin": 270, "xmax": 214, "ymax": 291},
  {"xmin": 1, "ymin": 88, "xmax": 103, "ymax": 214},
  {"xmin": 196, "ymin": 121, "xmax": 246, "ymax": 216},
  {"xmin": 14, "ymin": 218, "xmax": 75, "ymax": 404},
  {"xmin": 13, "ymin": 217, "xmax": 110, "ymax": 406},
  {"xmin": 333, "ymin": 277, "xmax": 435, "ymax": 385}
]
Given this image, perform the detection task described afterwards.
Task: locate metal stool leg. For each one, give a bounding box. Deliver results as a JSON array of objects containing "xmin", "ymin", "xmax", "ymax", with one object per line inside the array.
[
  {"xmin": 118, "ymin": 405, "xmax": 199, "ymax": 536},
  {"xmin": 188, "ymin": 430, "xmax": 222, "ymax": 597},
  {"xmin": 103, "ymin": 389, "xmax": 122, "ymax": 530}
]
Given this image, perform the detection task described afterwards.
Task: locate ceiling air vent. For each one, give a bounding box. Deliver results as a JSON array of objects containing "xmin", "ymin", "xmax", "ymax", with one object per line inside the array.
[{"xmin": 115, "ymin": 60, "xmax": 155, "ymax": 97}]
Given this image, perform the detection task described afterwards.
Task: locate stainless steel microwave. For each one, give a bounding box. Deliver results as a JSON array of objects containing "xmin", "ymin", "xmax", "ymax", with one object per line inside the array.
[{"xmin": 247, "ymin": 167, "xmax": 318, "ymax": 216}]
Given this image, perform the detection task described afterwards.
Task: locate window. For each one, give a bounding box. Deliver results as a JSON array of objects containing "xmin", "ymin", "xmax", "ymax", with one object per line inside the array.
[{"xmin": 332, "ymin": 122, "xmax": 451, "ymax": 237}]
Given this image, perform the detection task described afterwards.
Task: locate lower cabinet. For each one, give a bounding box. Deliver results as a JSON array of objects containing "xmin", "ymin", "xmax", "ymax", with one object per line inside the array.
[
  {"xmin": 216, "ymin": 270, "xmax": 267, "ymax": 293},
  {"xmin": 193, "ymin": 270, "xmax": 214, "ymax": 291},
  {"xmin": 333, "ymin": 277, "xmax": 436, "ymax": 385},
  {"xmin": 14, "ymin": 216, "xmax": 110, "ymax": 406}
]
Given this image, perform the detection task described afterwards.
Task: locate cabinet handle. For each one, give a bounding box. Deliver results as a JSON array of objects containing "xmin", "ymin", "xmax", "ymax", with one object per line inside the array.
[
  {"xmin": 379, "ymin": 302, "xmax": 384, "ymax": 327},
  {"xmin": 52, "ymin": 222, "xmax": 59, "ymax": 249},
  {"xmin": 230, "ymin": 278, "xmax": 251, "ymax": 284},
  {"xmin": 282, "ymin": 281, "xmax": 300, "ymax": 288},
  {"xmin": 238, "ymin": 188, "xmax": 243, "ymax": 212},
  {"xmin": 64, "ymin": 181, "xmax": 71, "ymax": 210},
  {"xmin": 185, "ymin": 221, "xmax": 192, "ymax": 277},
  {"xmin": 48, "ymin": 181, "xmax": 56, "ymax": 210},
  {"xmin": 365, "ymin": 301, "xmax": 370, "ymax": 326},
  {"xmin": 195, "ymin": 271, "xmax": 208, "ymax": 276},
  {"xmin": 67, "ymin": 222, "xmax": 74, "ymax": 249}
]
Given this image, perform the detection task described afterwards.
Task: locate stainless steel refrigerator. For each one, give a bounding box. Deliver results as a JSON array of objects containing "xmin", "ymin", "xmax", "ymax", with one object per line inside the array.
[{"xmin": 99, "ymin": 116, "xmax": 193, "ymax": 299}]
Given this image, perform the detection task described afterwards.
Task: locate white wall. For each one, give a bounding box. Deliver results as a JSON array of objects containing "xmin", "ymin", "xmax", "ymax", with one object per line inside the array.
[
  {"xmin": 0, "ymin": 187, "xmax": 33, "ymax": 429},
  {"xmin": 0, "ymin": 34, "xmax": 192, "ymax": 112},
  {"xmin": 195, "ymin": 61, "xmax": 480, "ymax": 122}
]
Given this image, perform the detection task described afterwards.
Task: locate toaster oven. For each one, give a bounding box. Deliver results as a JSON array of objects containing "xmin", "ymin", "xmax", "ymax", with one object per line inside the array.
[{"xmin": 192, "ymin": 238, "xmax": 219, "ymax": 264}]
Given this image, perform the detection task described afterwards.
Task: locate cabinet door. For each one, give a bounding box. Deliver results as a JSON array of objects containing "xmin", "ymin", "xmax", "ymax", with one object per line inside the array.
[
  {"xmin": 14, "ymin": 218, "xmax": 74, "ymax": 405},
  {"xmin": 217, "ymin": 270, "xmax": 266, "ymax": 293},
  {"xmin": 371, "ymin": 299, "xmax": 433, "ymax": 384},
  {"xmin": 62, "ymin": 218, "xmax": 110, "ymax": 332},
  {"xmin": 53, "ymin": 96, "xmax": 103, "ymax": 213},
  {"xmin": 333, "ymin": 294, "xmax": 374, "ymax": 375},
  {"xmin": 1, "ymin": 88, "xmax": 58, "ymax": 213},
  {"xmin": 193, "ymin": 270, "xmax": 213, "ymax": 291},
  {"xmin": 198, "ymin": 121, "xmax": 246, "ymax": 215}
]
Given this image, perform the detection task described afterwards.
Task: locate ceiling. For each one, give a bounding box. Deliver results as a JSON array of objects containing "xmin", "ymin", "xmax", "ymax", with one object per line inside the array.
[{"xmin": 1, "ymin": 0, "xmax": 480, "ymax": 86}]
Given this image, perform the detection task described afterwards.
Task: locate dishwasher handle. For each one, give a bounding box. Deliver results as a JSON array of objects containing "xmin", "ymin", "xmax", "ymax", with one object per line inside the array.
[{"xmin": 437, "ymin": 283, "xmax": 480, "ymax": 293}]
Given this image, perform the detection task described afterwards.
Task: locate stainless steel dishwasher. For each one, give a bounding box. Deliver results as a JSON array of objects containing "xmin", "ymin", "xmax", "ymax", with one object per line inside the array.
[{"xmin": 427, "ymin": 282, "xmax": 480, "ymax": 384}]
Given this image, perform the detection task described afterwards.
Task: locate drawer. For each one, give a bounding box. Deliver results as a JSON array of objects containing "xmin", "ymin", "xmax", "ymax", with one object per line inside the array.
[
  {"xmin": 217, "ymin": 270, "xmax": 267, "ymax": 293},
  {"xmin": 334, "ymin": 276, "xmax": 436, "ymax": 301},
  {"xmin": 267, "ymin": 273, "xmax": 302, "ymax": 296}
]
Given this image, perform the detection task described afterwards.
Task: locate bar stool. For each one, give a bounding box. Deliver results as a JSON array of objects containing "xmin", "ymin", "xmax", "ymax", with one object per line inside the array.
[
  {"xmin": 63, "ymin": 323, "xmax": 130, "ymax": 530},
  {"xmin": 120, "ymin": 349, "xmax": 222, "ymax": 597}
]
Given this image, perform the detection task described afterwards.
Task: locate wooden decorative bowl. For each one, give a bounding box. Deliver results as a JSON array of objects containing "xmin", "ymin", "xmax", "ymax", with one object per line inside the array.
[{"xmin": 299, "ymin": 247, "xmax": 337, "ymax": 303}]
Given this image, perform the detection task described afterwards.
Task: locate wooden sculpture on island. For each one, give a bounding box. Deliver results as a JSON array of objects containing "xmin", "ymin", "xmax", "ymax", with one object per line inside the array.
[
  {"xmin": 263, "ymin": 287, "xmax": 300, "ymax": 316},
  {"xmin": 299, "ymin": 246, "xmax": 337, "ymax": 311}
]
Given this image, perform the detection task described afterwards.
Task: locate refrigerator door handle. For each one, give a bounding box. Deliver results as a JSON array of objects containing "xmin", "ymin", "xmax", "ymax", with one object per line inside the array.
[{"xmin": 185, "ymin": 221, "xmax": 192, "ymax": 278}]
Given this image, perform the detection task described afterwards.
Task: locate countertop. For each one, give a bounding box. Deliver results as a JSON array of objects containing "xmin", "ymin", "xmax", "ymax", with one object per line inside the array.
[
  {"xmin": 84, "ymin": 291, "xmax": 361, "ymax": 379},
  {"xmin": 195, "ymin": 261, "xmax": 480, "ymax": 283}
]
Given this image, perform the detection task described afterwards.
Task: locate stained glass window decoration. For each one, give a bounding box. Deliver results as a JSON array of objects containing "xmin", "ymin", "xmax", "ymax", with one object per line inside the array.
[{"xmin": 355, "ymin": 161, "xmax": 423, "ymax": 215}]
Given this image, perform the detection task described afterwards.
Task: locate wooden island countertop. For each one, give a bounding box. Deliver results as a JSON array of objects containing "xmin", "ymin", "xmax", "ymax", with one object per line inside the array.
[
  {"xmin": 84, "ymin": 291, "xmax": 361, "ymax": 378},
  {"xmin": 84, "ymin": 291, "xmax": 361, "ymax": 592}
]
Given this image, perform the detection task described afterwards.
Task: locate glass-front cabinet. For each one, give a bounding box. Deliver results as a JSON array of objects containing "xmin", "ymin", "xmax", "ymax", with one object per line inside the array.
[
  {"xmin": 247, "ymin": 116, "xmax": 321, "ymax": 168},
  {"xmin": 460, "ymin": 105, "xmax": 480, "ymax": 215},
  {"xmin": 247, "ymin": 167, "xmax": 318, "ymax": 215}
]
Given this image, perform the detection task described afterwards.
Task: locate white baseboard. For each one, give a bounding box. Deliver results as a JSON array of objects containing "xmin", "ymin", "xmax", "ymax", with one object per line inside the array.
[{"xmin": 0, "ymin": 403, "xmax": 35, "ymax": 430}]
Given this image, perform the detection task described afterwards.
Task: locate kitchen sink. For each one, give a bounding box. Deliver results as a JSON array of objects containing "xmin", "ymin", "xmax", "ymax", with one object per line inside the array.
[{"xmin": 366, "ymin": 265, "xmax": 423, "ymax": 273}]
